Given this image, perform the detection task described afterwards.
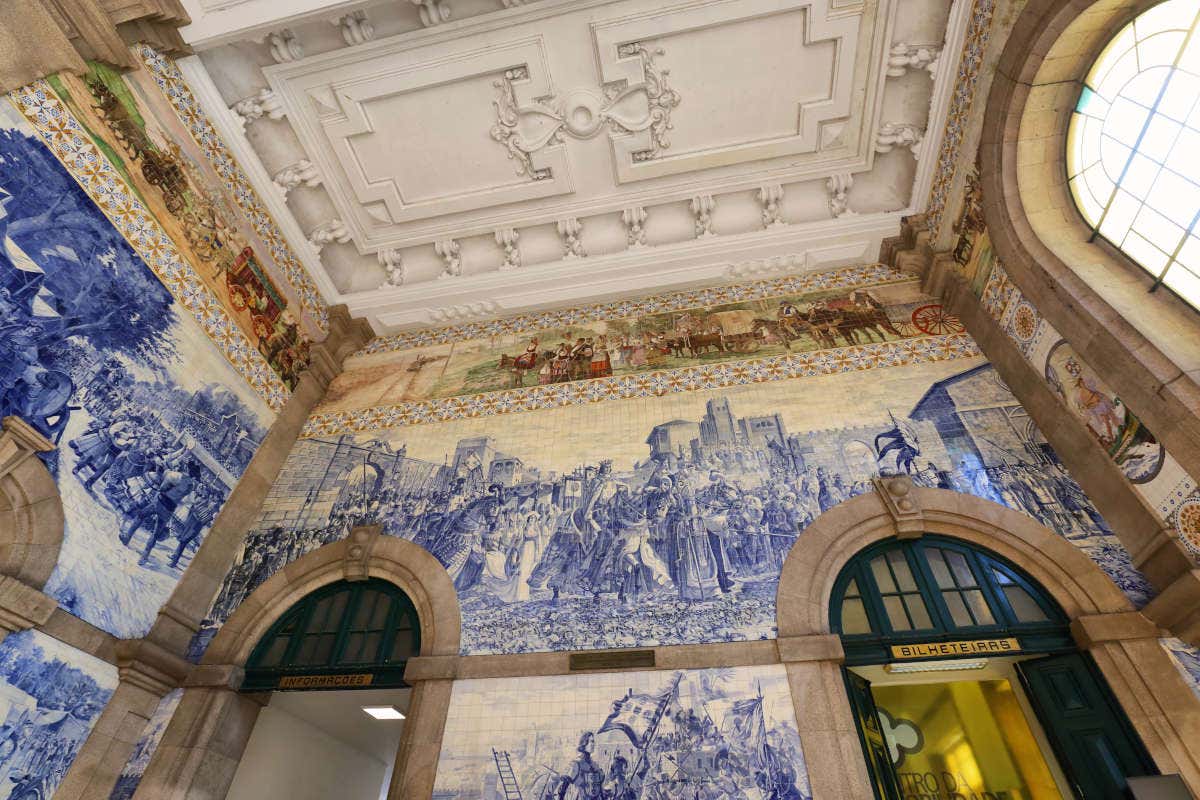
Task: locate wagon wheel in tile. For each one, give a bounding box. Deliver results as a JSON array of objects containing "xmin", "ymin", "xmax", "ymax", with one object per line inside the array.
[{"xmin": 911, "ymin": 304, "xmax": 965, "ymax": 335}]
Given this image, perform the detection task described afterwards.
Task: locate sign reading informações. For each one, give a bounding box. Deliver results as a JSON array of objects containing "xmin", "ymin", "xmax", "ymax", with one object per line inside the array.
[
  {"xmin": 277, "ymin": 673, "xmax": 375, "ymax": 689},
  {"xmin": 889, "ymin": 638, "xmax": 1021, "ymax": 660}
]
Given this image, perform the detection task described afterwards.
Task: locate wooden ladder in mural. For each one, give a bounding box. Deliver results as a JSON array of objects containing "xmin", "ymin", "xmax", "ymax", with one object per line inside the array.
[{"xmin": 492, "ymin": 748, "xmax": 524, "ymax": 800}]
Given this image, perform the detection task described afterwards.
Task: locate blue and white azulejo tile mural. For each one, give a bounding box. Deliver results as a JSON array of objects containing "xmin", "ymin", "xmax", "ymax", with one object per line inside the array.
[
  {"xmin": 190, "ymin": 352, "xmax": 1151, "ymax": 659},
  {"xmin": 1161, "ymin": 638, "xmax": 1200, "ymax": 703},
  {"xmin": 0, "ymin": 630, "xmax": 117, "ymax": 800},
  {"xmin": 107, "ymin": 688, "xmax": 182, "ymax": 800},
  {"xmin": 433, "ymin": 665, "xmax": 811, "ymax": 800},
  {"xmin": 0, "ymin": 100, "xmax": 273, "ymax": 638}
]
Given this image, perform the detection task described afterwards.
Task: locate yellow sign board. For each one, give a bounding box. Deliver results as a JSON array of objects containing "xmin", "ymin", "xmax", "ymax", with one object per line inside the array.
[
  {"xmin": 277, "ymin": 673, "xmax": 375, "ymax": 689},
  {"xmin": 889, "ymin": 637, "xmax": 1021, "ymax": 660}
]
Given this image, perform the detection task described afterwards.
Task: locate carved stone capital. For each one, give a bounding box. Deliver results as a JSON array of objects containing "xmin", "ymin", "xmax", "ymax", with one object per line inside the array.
[
  {"xmin": 871, "ymin": 474, "xmax": 924, "ymax": 536},
  {"xmin": 117, "ymin": 638, "xmax": 192, "ymax": 696},
  {"xmin": 344, "ymin": 524, "xmax": 382, "ymax": 582},
  {"xmin": 185, "ymin": 663, "xmax": 247, "ymax": 692},
  {"xmin": 0, "ymin": 416, "xmax": 54, "ymax": 479},
  {"xmin": 0, "ymin": 576, "xmax": 56, "ymax": 640}
]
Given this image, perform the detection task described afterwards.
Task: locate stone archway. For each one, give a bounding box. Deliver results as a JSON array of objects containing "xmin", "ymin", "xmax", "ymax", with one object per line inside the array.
[
  {"xmin": 775, "ymin": 480, "xmax": 1200, "ymax": 794},
  {"xmin": 0, "ymin": 416, "xmax": 64, "ymax": 590},
  {"xmin": 133, "ymin": 529, "xmax": 461, "ymax": 800}
]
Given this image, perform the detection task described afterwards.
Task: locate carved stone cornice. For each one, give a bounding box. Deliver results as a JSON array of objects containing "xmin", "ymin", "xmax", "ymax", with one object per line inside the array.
[
  {"xmin": 116, "ymin": 637, "xmax": 191, "ymax": 696},
  {"xmin": 0, "ymin": 0, "xmax": 189, "ymax": 94},
  {"xmin": 0, "ymin": 576, "xmax": 56, "ymax": 640}
]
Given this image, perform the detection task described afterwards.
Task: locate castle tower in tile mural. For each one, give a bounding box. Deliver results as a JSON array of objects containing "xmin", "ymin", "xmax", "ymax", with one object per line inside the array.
[{"xmin": 1, "ymin": 1, "xmax": 1199, "ymax": 799}]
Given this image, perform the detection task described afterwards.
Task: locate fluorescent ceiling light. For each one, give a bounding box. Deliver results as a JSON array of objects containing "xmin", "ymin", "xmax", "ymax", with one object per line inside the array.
[
  {"xmin": 362, "ymin": 706, "xmax": 406, "ymax": 720},
  {"xmin": 885, "ymin": 659, "xmax": 987, "ymax": 674}
]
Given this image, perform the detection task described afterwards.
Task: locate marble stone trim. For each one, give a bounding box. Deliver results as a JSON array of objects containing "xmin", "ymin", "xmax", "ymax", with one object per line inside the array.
[{"xmin": 0, "ymin": 415, "xmax": 64, "ymax": 588}]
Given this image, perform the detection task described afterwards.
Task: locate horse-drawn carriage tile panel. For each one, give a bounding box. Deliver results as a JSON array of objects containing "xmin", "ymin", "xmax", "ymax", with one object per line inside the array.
[
  {"xmin": 43, "ymin": 61, "xmax": 317, "ymax": 392},
  {"xmin": 0, "ymin": 100, "xmax": 274, "ymax": 638},
  {"xmin": 319, "ymin": 273, "xmax": 965, "ymax": 416}
]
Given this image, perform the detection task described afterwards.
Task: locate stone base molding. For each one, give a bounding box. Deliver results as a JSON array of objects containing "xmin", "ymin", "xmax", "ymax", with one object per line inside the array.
[
  {"xmin": 0, "ymin": 574, "xmax": 55, "ymax": 642},
  {"xmin": 0, "ymin": 415, "xmax": 65, "ymax": 588},
  {"xmin": 0, "ymin": 0, "xmax": 190, "ymax": 95}
]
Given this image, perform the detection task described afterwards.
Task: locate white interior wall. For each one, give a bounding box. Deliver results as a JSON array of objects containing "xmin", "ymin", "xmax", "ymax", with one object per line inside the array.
[{"xmin": 225, "ymin": 703, "xmax": 389, "ymax": 800}]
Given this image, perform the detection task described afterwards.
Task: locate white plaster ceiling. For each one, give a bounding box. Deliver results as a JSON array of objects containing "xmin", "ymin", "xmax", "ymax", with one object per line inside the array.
[{"xmin": 180, "ymin": 0, "xmax": 965, "ymax": 332}]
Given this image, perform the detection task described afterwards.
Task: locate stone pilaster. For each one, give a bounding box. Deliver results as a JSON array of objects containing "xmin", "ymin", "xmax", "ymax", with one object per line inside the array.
[
  {"xmin": 388, "ymin": 675, "xmax": 454, "ymax": 800},
  {"xmin": 54, "ymin": 640, "xmax": 191, "ymax": 800},
  {"xmin": 777, "ymin": 635, "xmax": 875, "ymax": 800},
  {"xmin": 131, "ymin": 665, "xmax": 268, "ymax": 800}
]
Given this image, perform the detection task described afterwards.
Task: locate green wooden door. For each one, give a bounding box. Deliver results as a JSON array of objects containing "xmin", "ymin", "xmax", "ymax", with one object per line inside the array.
[
  {"xmin": 845, "ymin": 670, "xmax": 902, "ymax": 800},
  {"xmin": 1017, "ymin": 653, "xmax": 1156, "ymax": 799}
]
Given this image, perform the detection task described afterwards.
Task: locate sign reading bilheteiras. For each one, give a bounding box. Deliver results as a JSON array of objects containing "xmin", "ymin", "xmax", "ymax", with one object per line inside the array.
[
  {"xmin": 277, "ymin": 673, "xmax": 375, "ymax": 689},
  {"xmin": 889, "ymin": 638, "xmax": 1021, "ymax": 660}
]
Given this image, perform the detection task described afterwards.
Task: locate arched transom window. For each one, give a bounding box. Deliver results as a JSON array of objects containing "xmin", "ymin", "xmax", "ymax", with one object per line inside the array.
[
  {"xmin": 831, "ymin": 537, "xmax": 1070, "ymax": 664},
  {"xmin": 244, "ymin": 579, "xmax": 420, "ymax": 691},
  {"xmin": 1067, "ymin": 0, "xmax": 1200, "ymax": 309}
]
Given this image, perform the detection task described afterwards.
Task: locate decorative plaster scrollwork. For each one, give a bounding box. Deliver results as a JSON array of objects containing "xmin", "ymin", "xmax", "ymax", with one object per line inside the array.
[
  {"xmin": 230, "ymin": 88, "xmax": 285, "ymax": 129},
  {"xmin": 489, "ymin": 44, "xmax": 681, "ymax": 178},
  {"xmin": 724, "ymin": 253, "xmax": 804, "ymax": 279},
  {"xmin": 307, "ymin": 219, "xmax": 350, "ymax": 252},
  {"xmin": 429, "ymin": 300, "xmax": 499, "ymax": 323},
  {"xmin": 827, "ymin": 173, "xmax": 855, "ymax": 218},
  {"xmin": 272, "ymin": 159, "xmax": 321, "ymax": 198},
  {"xmin": 379, "ymin": 249, "xmax": 405, "ymax": 288},
  {"xmin": 691, "ymin": 195, "xmax": 716, "ymax": 238},
  {"xmin": 886, "ymin": 43, "xmax": 940, "ymax": 78},
  {"xmin": 557, "ymin": 217, "xmax": 585, "ymax": 258},
  {"xmin": 758, "ymin": 184, "xmax": 786, "ymax": 229},
  {"xmin": 875, "ymin": 123, "xmax": 924, "ymax": 157},
  {"xmin": 435, "ymin": 239, "xmax": 462, "ymax": 279},
  {"xmin": 412, "ymin": 0, "xmax": 451, "ymax": 27},
  {"xmin": 495, "ymin": 228, "xmax": 521, "ymax": 271},
  {"xmin": 267, "ymin": 29, "xmax": 303, "ymax": 64},
  {"xmin": 622, "ymin": 206, "xmax": 648, "ymax": 249},
  {"xmin": 336, "ymin": 11, "xmax": 375, "ymax": 46}
]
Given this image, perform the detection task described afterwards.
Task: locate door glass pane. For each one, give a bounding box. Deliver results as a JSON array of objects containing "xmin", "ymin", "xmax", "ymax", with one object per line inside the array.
[
  {"xmin": 871, "ymin": 680, "xmax": 1065, "ymax": 800},
  {"xmin": 390, "ymin": 633, "xmax": 415, "ymax": 661},
  {"xmin": 926, "ymin": 549, "xmax": 955, "ymax": 589},
  {"xmin": 903, "ymin": 595, "xmax": 932, "ymax": 629},
  {"xmin": 888, "ymin": 550, "xmax": 918, "ymax": 591},
  {"xmin": 883, "ymin": 595, "xmax": 912, "ymax": 630},
  {"xmin": 871, "ymin": 556, "xmax": 898, "ymax": 593},
  {"xmin": 964, "ymin": 590, "xmax": 996, "ymax": 625},
  {"xmin": 260, "ymin": 636, "xmax": 288, "ymax": 667},
  {"xmin": 942, "ymin": 591, "xmax": 973, "ymax": 627},
  {"xmin": 946, "ymin": 550, "xmax": 976, "ymax": 586},
  {"xmin": 841, "ymin": 598, "xmax": 872, "ymax": 634},
  {"xmin": 844, "ymin": 578, "xmax": 861, "ymax": 598},
  {"xmin": 1004, "ymin": 585, "xmax": 1050, "ymax": 622}
]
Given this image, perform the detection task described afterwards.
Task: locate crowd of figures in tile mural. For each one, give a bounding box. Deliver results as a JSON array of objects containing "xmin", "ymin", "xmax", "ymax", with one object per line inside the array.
[
  {"xmin": 192, "ymin": 349, "xmax": 1152, "ymax": 658},
  {"xmin": 0, "ymin": 101, "xmax": 273, "ymax": 639},
  {"xmin": 0, "ymin": 631, "xmax": 117, "ymax": 800},
  {"xmin": 433, "ymin": 666, "xmax": 810, "ymax": 800},
  {"xmin": 46, "ymin": 60, "xmax": 315, "ymax": 388}
]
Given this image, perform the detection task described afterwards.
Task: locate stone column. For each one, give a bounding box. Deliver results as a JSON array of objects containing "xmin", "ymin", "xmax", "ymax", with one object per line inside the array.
[
  {"xmin": 131, "ymin": 665, "xmax": 269, "ymax": 800},
  {"xmin": 388, "ymin": 657, "xmax": 456, "ymax": 799},
  {"xmin": 54, "ymin": 639, "xmax": 191, "ymax": 800},
  {"xmin": 777, "ymin": 635, "xmax": 875, "ymax": 800},
  {"xmin": 1071, "ymin": 612, "xmax": 1200, "ymax": 794}
]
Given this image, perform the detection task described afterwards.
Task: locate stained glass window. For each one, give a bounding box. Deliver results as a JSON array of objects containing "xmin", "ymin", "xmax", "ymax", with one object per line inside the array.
[{"xmin": 1066, "ymin": 0, "xmax": 1200, "ymax": 309}]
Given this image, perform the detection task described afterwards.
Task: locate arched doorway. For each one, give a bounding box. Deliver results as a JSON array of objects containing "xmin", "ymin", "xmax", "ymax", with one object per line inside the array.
[
  {"xmin": 832, "ymin": 535, "xmax": 1157, "ymax": 800},
  {"xmin": 226, "ymin": 579, "xmax": 421, "ymax": 800}
]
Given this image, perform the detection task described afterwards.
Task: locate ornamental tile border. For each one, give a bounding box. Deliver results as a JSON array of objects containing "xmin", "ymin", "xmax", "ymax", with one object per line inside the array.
[
  {"xmin": 361, "ymin": 262, "xmax": 911, "ymax": 354},
  {"xmin": 135, "ymin": 44, "xmax": 330, "ymax": 333},
  {"xmin": 8, "ymin": 82, "xmax": 291, "ymax": 411},
  {"xmin": 303, "ymin": 332, "xmax": 982, "ymax": 436},
  {"xmin": 925, "ymin": 0, "xmax": 996, "ymax": 239}
]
